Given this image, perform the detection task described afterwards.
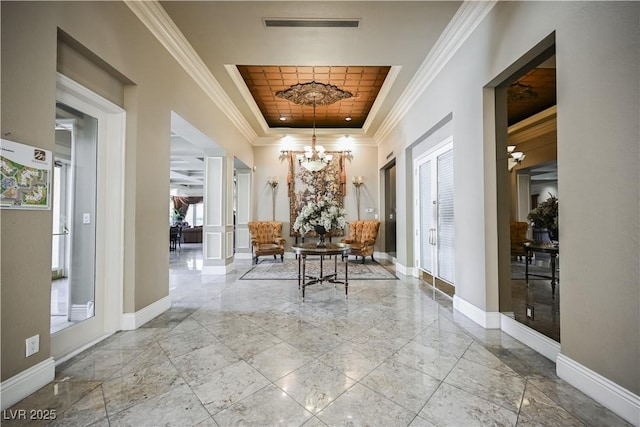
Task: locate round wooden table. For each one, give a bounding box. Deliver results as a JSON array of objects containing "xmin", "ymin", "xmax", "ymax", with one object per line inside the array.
[{"xmin": 291, "ymin": 243, "xmax": 351, "ymax": 300}]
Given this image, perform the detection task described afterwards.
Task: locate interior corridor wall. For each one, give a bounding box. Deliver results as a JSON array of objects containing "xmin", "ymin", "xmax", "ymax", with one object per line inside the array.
[
  {"xmin": 1, "ymin": 1, "xmax": 253, "ymax": 380},
  {"xmin": 377, "ymin": 1, "xmax": 639, "ymax": 395},
  {"xmin": 252, "ymin": 144, "xmax": 379, "ymax": 250}
]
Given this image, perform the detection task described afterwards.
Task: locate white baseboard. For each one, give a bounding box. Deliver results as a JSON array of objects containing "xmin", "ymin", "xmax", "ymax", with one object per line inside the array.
[
  {"xmin": 452, "ymin": 295, "xmax": 501, "ymax": 329},
  {"xmin": 373, "ymin": 251, "xmax": 388, "ymax": 261},
  {"xmin": 395, "ymin": 262, "xmax": 414, "ymax": 277},
  {"xmin": 500, "ymin": 313, "xmax": 560, "ymax": 361},
  {"xmin": 557, "ymin": 354, "xmax": 640, "ymax": 426},
  {"xmin": 202, "ymin": 263, "xmax": 235, "ymax": 275},
  {"xmin": 233, "ymin": 252, "xmax": 252, "ymax": 260},
  {"xmin": 54, "ymin": 333, "xmax": 113, "ymax": 366},
  {"xmin": 0, "ymin": 358, "xmax": 55, "ymax": 410},
  {"xmin": 69, "ymin": 304, "xmax": 87, "ymax": 322},
  {"xmin": 121, "ymin": 295, "xmax": 171, "ymax": 330}
]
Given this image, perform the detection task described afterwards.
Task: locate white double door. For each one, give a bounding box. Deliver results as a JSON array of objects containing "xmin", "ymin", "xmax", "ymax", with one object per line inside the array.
[{"xmin": 415, "ymin": 138, "xmax": 455, "ymax": 285}]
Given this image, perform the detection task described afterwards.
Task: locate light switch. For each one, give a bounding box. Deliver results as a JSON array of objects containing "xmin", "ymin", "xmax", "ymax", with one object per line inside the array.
[{"xmin": 83, "ymin": 213, "xmax": 91, "ymax": 224}]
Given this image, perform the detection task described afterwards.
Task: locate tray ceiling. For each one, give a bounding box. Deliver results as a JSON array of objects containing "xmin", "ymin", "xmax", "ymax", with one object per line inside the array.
[{"xmin": 237, "ymin": 65, "xmax": 390, "ymax": 128}]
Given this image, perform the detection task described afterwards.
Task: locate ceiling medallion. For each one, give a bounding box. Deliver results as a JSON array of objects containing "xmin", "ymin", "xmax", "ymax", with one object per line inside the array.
[
  {"xmin": 507, "ymin": 82, "xmax": 538, "ymax": 103},
  {"xmin": 275, "ymin": 81, "xmax": 353, "ymax": 106},
  {"xmin": 276, "ymin": 81, "xmax": 353, "ymax": 172}
]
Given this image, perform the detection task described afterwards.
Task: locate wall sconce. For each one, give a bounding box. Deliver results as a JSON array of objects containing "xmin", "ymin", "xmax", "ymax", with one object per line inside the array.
[
  {"xmin": 352, "ymin": 176, "xmax": 364, "ymax": 220},
  {"xmin": 268, "ymin": 176, "xmax": 279, "ymax": 220},
  {"xmin": 507, "ymin": 145, "xmax": 526, "ymax": 171}
]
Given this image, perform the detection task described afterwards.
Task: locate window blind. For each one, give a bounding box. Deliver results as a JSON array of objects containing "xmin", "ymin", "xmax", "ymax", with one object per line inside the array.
[{"xmin": 437, "ymin": 150, "xmax": 455, "ymax": 283}]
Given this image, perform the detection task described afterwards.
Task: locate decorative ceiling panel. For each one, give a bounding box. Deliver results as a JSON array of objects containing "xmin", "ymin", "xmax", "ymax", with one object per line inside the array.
[
  {"xmin": 508, "ymin": 67, "xmax": 556, "ymax": 126},
  {"xmin": 237, "ymin": 65, "xmax": 390, "ymax": 128}
]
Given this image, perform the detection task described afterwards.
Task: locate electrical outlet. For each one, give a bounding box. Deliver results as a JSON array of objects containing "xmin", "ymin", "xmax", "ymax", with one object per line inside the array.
[
  {"xmin": 25, "ymin": 334, "xmax": 39, "ymax": 357},
  {"xmin": 526, "ymin": 305, "xmax": 534, "ymax": 320}
]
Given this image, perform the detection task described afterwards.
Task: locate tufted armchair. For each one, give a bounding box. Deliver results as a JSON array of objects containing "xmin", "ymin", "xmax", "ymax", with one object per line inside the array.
[
  {"xmin": 510, "ymin": 220, "xmax": 533, "ymax": 262},
  {"xmin": 248, "ymin": 221, "xmax": 286, "ymax": 265},
  {"xmin": 341, "ymin": 220, "xmax": 381, "ymax": 263}
]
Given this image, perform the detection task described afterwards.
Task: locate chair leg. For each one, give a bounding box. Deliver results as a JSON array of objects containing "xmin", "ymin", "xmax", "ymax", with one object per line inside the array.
[
  {"xmin": 362, "ymin": 256, "xmax": 365, "ymax": 264},
  {"xmin": 371, "ymin": 254, "xmax": 375, "ymax": 262},
  {"xmin": 280, "ymin": 254, "xmax": 284, "ymax": 262},
  {"xmin": 273, "ymin": 255, "xmax": 276, "ymax": 259}
]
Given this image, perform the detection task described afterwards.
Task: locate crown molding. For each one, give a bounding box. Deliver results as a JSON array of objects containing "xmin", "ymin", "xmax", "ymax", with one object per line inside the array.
[
  {"xmin": 361, "ymin": 65, "xmax": 402, "ymax": 133},
  {"xmin": 253, "ymin": 135, "xmax": 378, "ymax": 148},
  {"xmin": 124, "ymin": 0, "xmax": 258, "ymax": 143},
  {"xmin": 225, "ymin": 64, "xmax": 271, "ymax": 134},
  {"xmin": 508, "ymin": 106, "xmax": 557, "ymax": 144},
  {"xmin": 374, "ymin": 0, "xmax": 498, "ymax": 144}
]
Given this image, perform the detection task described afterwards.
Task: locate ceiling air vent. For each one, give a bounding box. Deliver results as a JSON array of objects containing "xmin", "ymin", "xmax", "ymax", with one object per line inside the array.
[{"xmin": 264, "ymin": 18, "xmax": 360, "ymax": 28}]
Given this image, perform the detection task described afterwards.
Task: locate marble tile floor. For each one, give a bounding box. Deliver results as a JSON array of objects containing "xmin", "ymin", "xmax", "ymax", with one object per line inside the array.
[{"xmin": 5, "ymin": 246, "xmax": 629, "ymax": 426}]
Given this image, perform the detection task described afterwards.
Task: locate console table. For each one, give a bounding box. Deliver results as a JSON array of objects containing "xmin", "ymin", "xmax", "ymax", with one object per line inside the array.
[
  {"xmin": 524, "ymin": 242, "xmax": 559, "ymax": 296},
  {"xmin": 291, "ymin": 243, "xmax": 351, "ymax": 300}
]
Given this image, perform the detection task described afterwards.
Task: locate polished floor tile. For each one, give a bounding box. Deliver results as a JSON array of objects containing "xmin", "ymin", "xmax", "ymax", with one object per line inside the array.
[{"xmin": 5, "ymin": 245, "xmax": 631, "ymax": 426}]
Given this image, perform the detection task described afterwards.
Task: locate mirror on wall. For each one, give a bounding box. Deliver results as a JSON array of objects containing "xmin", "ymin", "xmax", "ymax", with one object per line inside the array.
[{"xmin": 51, "ymin": 102, "xmax": 98, "ymax": 334}]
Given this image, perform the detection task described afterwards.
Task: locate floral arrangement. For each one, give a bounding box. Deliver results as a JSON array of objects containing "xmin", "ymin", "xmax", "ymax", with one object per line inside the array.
[
  {"xmin": 293, "ymin": 199, "xmax": 347, "ymax": 234},
  {"xmin": 528, "ymin": 193, "xmax": 558, "ymax": 238}
]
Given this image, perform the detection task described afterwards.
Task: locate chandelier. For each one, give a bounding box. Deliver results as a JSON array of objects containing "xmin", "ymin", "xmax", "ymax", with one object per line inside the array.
[{"xmin": 276, "ymin": 81, "xmax": 353, "ymax": 172}]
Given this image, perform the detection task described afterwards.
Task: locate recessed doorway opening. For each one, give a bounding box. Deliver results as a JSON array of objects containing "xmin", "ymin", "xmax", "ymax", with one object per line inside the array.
[{"xmin": 496, "ymin": 44, "xmax": 559, "ymax": 343}]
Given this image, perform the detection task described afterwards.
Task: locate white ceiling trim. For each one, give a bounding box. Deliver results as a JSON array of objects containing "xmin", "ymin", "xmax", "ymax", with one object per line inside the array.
[
  {"xmin": 225, "ymin": 64, "xmax": 271, "ymax": 134},
  {"xmin": 361, "ymin": 65, "xmax": 401, "ymax": 134},
  {"xmin": 374, "ymin": 0, "xmax": 498, "ymax": 144},
  {"xmin": 124, "ymin": 0, "xmax": 258, "ymax": 143}
]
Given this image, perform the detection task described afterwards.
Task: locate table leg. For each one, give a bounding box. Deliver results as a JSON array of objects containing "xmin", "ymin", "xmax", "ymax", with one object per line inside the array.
[
  {"xmin": 344, "ymin": 253, "xmax": 349, "ymax": 298},
  {"xmin": 525, "ymin": 255, "xmax": 529, "ymax": 284},
  {"xmin": 302, "ymin": 254, "xmax": 307, "ymax": 300},
  {"xmin": 297, "ymin": 253, "xmax": 301, "ymax": 290},
  {"xmin": 550, "ymin": 252, "xmax": 557, "ymax": 297}
]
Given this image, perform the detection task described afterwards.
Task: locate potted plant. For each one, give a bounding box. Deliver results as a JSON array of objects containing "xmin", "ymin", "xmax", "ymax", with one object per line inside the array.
[
  {"xmin": 528, "ymin": 194, "xmax": 558, "ymax": 241},
  {"xmin": 171, "ymin": 208, "xmax": 185, "ymax": 225}
]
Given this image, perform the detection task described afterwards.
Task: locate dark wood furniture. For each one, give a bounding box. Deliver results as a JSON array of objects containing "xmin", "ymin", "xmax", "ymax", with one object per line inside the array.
[
  {"xmin": 291, "ymin": 243, "xmax": 351, "ymax": 300},
  {"xmin": 524, "ymin": 242, "xmax": 559, "ymax": 296},
  {"xmin": 181, "ymin": 226, "xmax": 203, "ymax": 243},
  {"xmin": 169, "ymin": 226, "xmax": 181, "ymax": 251}
]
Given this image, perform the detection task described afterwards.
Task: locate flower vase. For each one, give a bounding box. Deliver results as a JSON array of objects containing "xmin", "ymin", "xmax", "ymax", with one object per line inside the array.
[{"xmin": 314, "ymin": 225, "xmax": 327, "ymax": 247}]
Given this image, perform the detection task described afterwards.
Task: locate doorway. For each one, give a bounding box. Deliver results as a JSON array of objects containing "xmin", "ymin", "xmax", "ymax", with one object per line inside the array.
[
  {"xmin": 497, "ymin": 48, "xmax": 559, "ymax": 342},
  {"xmin": 414, "ymin": 137, "xmax": 455, "ymax": 296},
  {"xmin": 383, "ymin": 160, "xmax": 396, "ymax": 258},
  {"xmin": 51, "ymin": 74, "xmax": 125, "ymax": 360}
]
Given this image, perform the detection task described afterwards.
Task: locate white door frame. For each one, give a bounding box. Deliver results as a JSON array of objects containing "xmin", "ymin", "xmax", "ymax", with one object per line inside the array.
[
  {"xmin": 51, "ymin": 73, "xmax": 125, "ymax": 360},
  {"xmin": 414, "ymin": 136, "xmax": 453, "ymax": 281}
]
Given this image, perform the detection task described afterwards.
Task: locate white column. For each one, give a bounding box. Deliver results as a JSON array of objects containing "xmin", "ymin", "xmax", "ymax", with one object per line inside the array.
[
  {"xmin": 202, "ymin": 156, "xmax": 234, "ymax": 274},
  {"xmin": 234, "ymin": 169, "xmax": 252, "ymax": 258}
]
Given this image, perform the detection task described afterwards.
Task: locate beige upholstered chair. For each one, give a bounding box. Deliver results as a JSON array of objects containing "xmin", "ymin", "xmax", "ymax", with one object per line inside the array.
[
  {"xmin": 248, "ymin": 221, "xmax": 286, "ymax": 265},
  {"xmin": 341, "ymin": 220, "xmax": 381, "ymax": 263}
]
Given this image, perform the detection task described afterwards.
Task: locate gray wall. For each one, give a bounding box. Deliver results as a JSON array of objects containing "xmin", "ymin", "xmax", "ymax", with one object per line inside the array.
[
  {"xmin": 1, "ymin": 1, "xmax": 254, "ymax": 380},
  {"xmin": 378, "ymin": 1, "xmax": 639, "ymax": 395}
]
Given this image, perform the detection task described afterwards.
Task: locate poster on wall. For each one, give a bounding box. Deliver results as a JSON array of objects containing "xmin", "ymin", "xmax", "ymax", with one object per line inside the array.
[{"xmin": 0, "ymin": 138, "xmax": 52, "ymax": 210}]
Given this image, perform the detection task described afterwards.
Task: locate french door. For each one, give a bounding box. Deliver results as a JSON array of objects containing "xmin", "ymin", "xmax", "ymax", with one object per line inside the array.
[{"xmin": 415, "ymin": 138, "xmax": 455, "ymax": 286}]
